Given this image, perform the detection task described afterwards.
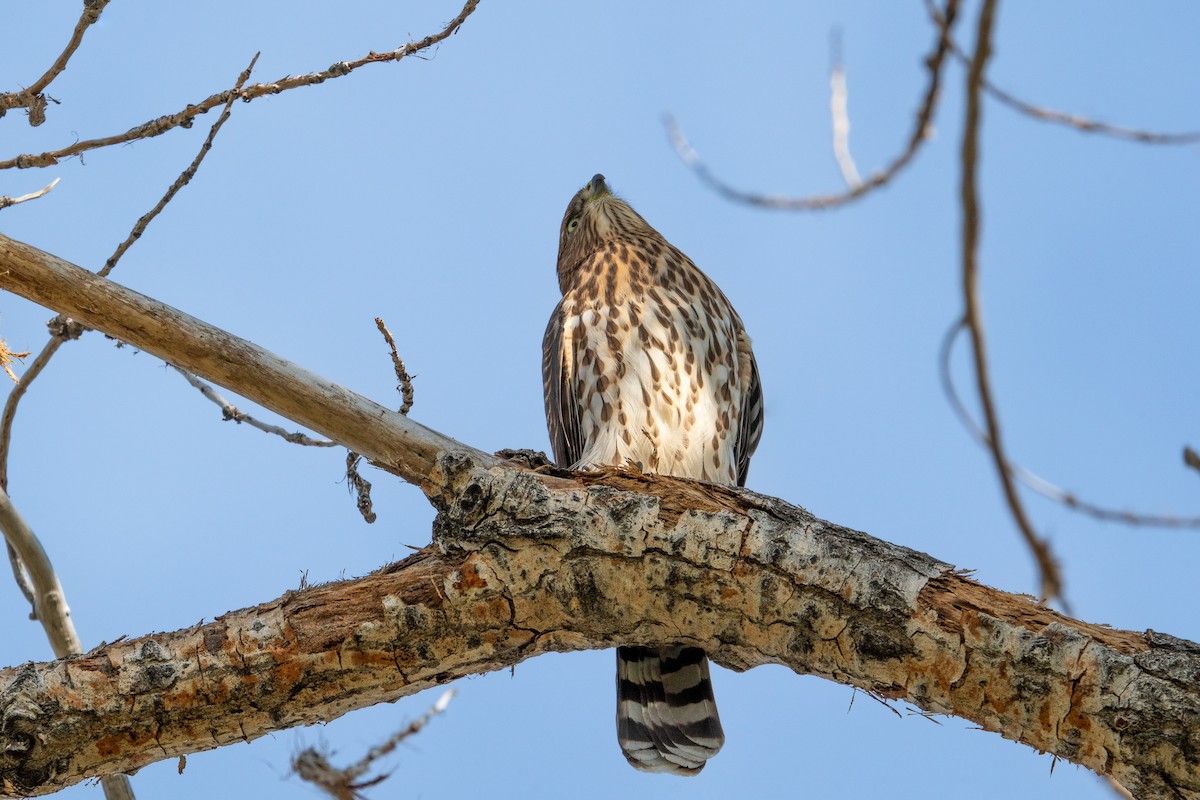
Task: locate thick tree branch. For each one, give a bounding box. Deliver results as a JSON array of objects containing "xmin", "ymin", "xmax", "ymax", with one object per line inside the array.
[
  {"xmin": 0, "ymin": 233, "xmax": 490, "ymax": 489},
  {"xmin": 0, "ymin": 457, "xmax": 1193, "ymax": 797},
  {"xmin": 0, "ymin": 234, "xmax": 1196, "ymax": 799}
]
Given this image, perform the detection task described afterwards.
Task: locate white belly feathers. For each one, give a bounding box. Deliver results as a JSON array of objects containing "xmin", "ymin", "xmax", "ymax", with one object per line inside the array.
[{"xmin": 563, "ymin": 290, "xmax": 742, "ymax": 485}]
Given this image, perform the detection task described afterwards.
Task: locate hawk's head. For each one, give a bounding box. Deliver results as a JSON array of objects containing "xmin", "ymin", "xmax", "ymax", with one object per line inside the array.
[{"xmin": 556, "ymin": 174, "xmax": 656, "ymax": 292}]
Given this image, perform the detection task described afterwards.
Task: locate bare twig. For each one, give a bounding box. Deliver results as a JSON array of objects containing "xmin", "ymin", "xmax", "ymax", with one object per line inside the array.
[
  {"xmin": 984, "ymin": 81, "xmax": 1200, "ymax": 145},
  {"xmin": 0, "ymin": 0, "xmax": 111, "ymax": 124},
  {"xmin": 0, "ymin": 0, "xmax": 481, "ymax": 171},
  {"xmin": 940, "ymin": 322, "xmax": 1200, "ymax": 529},
  {"xmin": 925, "ymin": 0, "xmax": 1200, "ymax": 146},
  {"xmin": 960, "ymin": 0, "xmax": 1063, "ymax": 605},
  {"xmin": 829, "ymin": 29, "xmax": 861, "ymax": 189},
  {"xmin": 294, "ymin": 689, "xmax": 455, "ymax": 800},
  {"xmin": 0, "ymin": 53, "xmax": 259, "ymax": 486},
  {"xmin": 0, "ymin": 335, "xmax": 67, "ymax": 492},
  {"xmin": 664, "ymin": 0, "xmax": 958, "ymax": 210},
  {"xmin": 374, "ymin": 317, "xmax": 414, "ymax": 416},
  {"xmin": 172, "ymin": 366, "xmax": 336, "ymax": 447},
  {"xmin": 100, "ymin": 53, "xmax": 260, "ymax": 277},
  {"xmin": 345, "ymin": 453, "xmax": 377, "ymax": 524},
  {"xmin": 343, "ymin": 318, "xmax": 417, "ymax": 523},
  {"xmin": 0, "ymin": 178, "xmax": 61, "ymax": 211}
]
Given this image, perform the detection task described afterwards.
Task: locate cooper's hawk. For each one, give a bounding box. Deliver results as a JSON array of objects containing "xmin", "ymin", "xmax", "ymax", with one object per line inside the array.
[{"xmin": 542, "ymin": 175, "xmax": 764, "ymax": 775}]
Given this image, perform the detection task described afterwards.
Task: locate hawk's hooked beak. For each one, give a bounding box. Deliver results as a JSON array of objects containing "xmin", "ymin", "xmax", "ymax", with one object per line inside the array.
[{"xmin": 587, "ymin": 173, "xmax": 610, "ymax": 199}]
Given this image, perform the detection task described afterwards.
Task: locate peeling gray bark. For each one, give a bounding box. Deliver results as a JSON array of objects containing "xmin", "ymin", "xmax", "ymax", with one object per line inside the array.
[{"xmin": 0, "ymin": 235, "xmax": 1198, "ymax": 799}]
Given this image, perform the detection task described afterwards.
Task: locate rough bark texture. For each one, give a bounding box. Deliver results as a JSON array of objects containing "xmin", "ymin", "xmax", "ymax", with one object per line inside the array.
[
  {"xmin": 1, "ymin": 234, "xmax": 1198, "ymax": 799},
  {"xmin": 0, "ymin": 454, "xmax": 1196, "ymax": 798}
]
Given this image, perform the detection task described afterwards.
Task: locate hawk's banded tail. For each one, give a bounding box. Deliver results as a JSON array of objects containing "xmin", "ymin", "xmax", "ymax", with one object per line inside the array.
[{"xmin": 616, "ymin": 645, "xmax": 725, "ymax": 775}]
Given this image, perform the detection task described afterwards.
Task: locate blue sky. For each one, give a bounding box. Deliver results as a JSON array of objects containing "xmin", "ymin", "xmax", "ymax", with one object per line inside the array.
[{"xmin": 2, "ymin": 2, "xmax": 1198, "ymax": 798}]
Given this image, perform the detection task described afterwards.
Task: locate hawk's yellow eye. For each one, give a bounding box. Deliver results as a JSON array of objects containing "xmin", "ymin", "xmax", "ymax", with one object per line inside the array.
[{"xmin": 566, "ymin": 217, "xmax": 580, "ymax": 234}]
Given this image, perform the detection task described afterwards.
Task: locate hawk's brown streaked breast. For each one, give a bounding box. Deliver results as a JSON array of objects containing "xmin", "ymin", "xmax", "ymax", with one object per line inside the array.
[{"xmin": 542, "ymin": 174, "xmax": 764, "ymax": 775}]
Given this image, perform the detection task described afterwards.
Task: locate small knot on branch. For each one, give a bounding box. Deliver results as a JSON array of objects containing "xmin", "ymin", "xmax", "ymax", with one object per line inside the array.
[{"xmin": 46, "ymin": 316, "xmax": 85, "ymax": 341}]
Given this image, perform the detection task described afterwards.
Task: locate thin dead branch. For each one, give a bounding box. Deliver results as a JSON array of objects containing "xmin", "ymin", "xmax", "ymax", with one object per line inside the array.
[
  {"xmin": 345, "ymin": 453, "xmax": 377, "ymax": 524},
  {"xmin": 0, "ymin": 1, "xmax": 111, "ymax": 124},
  {"xmin": 100, "ymin": 53, "xmax": 260, "ymax": 277},
  {"xmin": 925, "ymin": 0, "xmax": 1200, "ymax": 145},
  {"xmin": 0, "ymin": 0, "xmax": 481, "ymax": 171},
  {"xmin": 664, "ymin": 0, "xmax": 958, "ymax": 210},
  {"xmin": 984, "ymin": 80, "xmax": 1200, "ymax": 145},
  {"xmin": 374, "ymin": 317, "xmax": 415, "ymax": 416},
  {"xmin": 940, "ymin": 322, "xmax": 1200, "ymax": 529},
  {"xmin": 343, "ymin": 318, "xmax": 417, "ymax": 523},
  {"xmin": 0, "ymin": 178, "xmax": 61, "ymax": 211},
  {"xmin": 294, "ymin": 689, "xmax": 454, "ymax": 799},
  {"xmin": 828, "ymin": 29, "xmax": 861, "ymax": 189},
  {"xmin": 960, "ymin": 0, "xmax": 1063, "ymax": 605},
  {"xmin": 172, "ymin": 366, "xmax": 336, "ymax": 447},
  {"xmin": 0, "ymin": 336, "xmax": 66, "ymax": 492}
]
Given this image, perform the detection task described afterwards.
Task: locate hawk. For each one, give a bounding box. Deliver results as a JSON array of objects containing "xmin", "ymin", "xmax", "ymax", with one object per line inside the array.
[{"xmin": 542, "ymin": 175, "xmax": 764, "ymax": 775}]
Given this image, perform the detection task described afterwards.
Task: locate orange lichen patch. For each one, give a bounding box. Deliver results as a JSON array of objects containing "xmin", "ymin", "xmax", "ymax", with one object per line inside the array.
[
  {"xmin": 452, "ymin": 559, "xmax": 491, "ymax": 592},
  {"xmin": 962, "ymin": 608, "xmax": 984, "ymax": 638},
  {"xmin": 1062, "ymin": 683, "xmax": 1095, "ymax": 735},
  {"xmin": 271, "ymin": 658, "xmax": 306, "ymax": 688},
  {"xmin": 41, "ymin": 678, "xmax": 86, "ymax": 712},
  {"xmin": 339, "ymin": 651, "xmax": 400, "ymax": 669},
  {"xmin": 94, "ymin": 736, "xmax": 123, "ymax": 758},
  {"xmin": 1038, "ymin": 700, "xmax": 1053, "ymax": 732},
  {"xmin": 159, "ymin": 684, "xmax": 209, "ymax": 711},
  {"xmin": 472, "ymin": 597, "xmax": 511, "ymax": 621},
  {"xmin": 902, "ymin": 635, "xmax": 965, "ymax": 699},
  {"xmin": 94, "ymin": 728, "xmax": 156, "ymax": 758},
  {"xmin": 921, "ymin": 573, "xmax": 1148, "ymax": 653}
]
